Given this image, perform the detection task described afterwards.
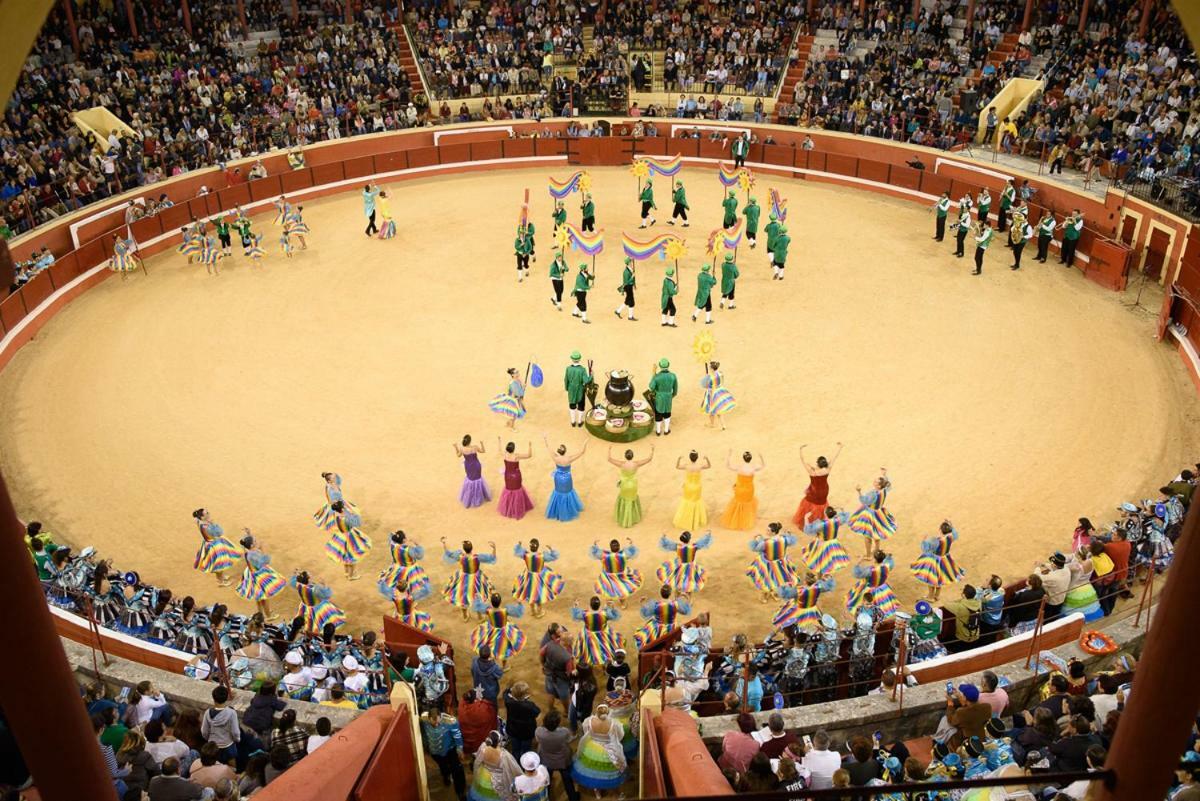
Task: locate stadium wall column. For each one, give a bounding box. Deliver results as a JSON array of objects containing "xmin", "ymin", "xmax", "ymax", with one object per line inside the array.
[
  {"xmin": 60, "ymin": 0, "xmax": 79, "ymax": 53},
  {"xmin": 1095, "ymin": 503, "xmax": 1200, "ymax": 801},
  {"xmin": 1021, "ymin": 0, "xmax": 1034, "ymax": 31},
  {"xmin": 235, "ymin": 0, "xmax": 247, "ymax": 33},
  {"xmin": 180, "ymin": 0, "xmax": 192, "ymax": 35},
  {"xmin": 124, "ymin": 0, "xmax": 137, "ymax": 37},
  {"xmin": 0, "ymin": 472, "xmax": 119, "ymax": 801},
  {"xmin": 1137, "ymin": 0, "xmax": 1153, "ymax": 38},
  {"xmin": 965, "ymin": 0, "xmax": 978, "ymax": 32}
]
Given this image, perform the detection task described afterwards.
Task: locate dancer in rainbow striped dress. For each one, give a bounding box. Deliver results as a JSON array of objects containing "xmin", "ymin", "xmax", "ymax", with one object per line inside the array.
[
  {"xmin": 314, "ymin": 472, "xmax": 359, "ymax": 531},
  {"xmin": 571, "ymin": 596, "xmax": 624, "ymax": 666},
  {"xmin": 655, "ymin": 530, "xmax": 711, "ymax": 599},
  {"xmin": 910, "ymin": 520, "xmax": 966, "ymax": 602},
  {"xmin": 235, "ymin": 532, "xmax": 287, "ymax": 621},
  {"xmin": 848, "ymin": 469, "xmax": 898, "ymax": 558},
  {"xmin": 291, "ymin": 571, "xmax": 347, "ymax": 634},
  {"xmin": 699, "ymin": 362, "xmax": 736, "ymax": 430},
  {"xmin": 109, "ymin": 233, "xmax": 141, "ymax": 276},
  {"xmin": 511, "ymin": 539, "xmax": 565, "ymax": 618},
  {"xmin": 377, "ymin": 530, "xmax": 432, "ymax": 600},
  {"xmin": 176, "ymin": 221, "xmax": 203, "ymax": 263},
  {"xmin": 441, "ymin": 538, "xmax": 497, "ymax": 620},
  {"xmin": 246, "ymin": 233, "xmax": 266, "ymax": 261},
  {"xmin": 283, "ymin": 205, "xmax": 309, "ymax": 249},
  {"xmin": 191, "ymin": 508, "xmax": 239, "ymax": 587},
  {"xmin": 746, "ymin": 522, "xmax": 799, "ymax": 603},
  {"xmin": 846, "ymin": 551, "xmax": 900, "ymax": 619},
  {"xmin": 272, "ymin": 195, "xmax": 292, "ymax": 225},
  {"xmin": 470, "ymin": 593, "xmax": 526, "ymax": 667},
  {"xmin": 590, "ymin": 538, "xmax": 643, "ymax": 608},
  {"xmin": 801, "ymin": 507, "xmax": 852, "ymax": 575},
  {"xmin": 198, "ymin": 232, "xmax": 221, "ymax": 275},
  {"xmin": 325, "ymin": 501, "xmax": 372, "ymax": 580},
  {"xmin": 634, "ymin": 585, "xmax": 692, "ymax": 649},
  {"xmin": 390, "ymin": 580, "xmax": 434, "ymax": 632},
  {"xmin": 772, "ymin": 572, "xmax": 836, "ymax": 634},
  {"xmin": 469, "ymin": 732, "xmax": 521, "ymax": 801}
]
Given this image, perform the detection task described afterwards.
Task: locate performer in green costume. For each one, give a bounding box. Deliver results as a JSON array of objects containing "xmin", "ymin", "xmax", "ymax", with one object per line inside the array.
[
  {"xmin": 743, "ymin": 197, "xmax": 761, "ymax": 247},
  {"xmin": 719, "ymin": 253, "xmax": 739, "ymax": 310},
  {"xmin": 615, "ymin": 256, "xmax": 637, "ymax": 322},
  {"xmin": 660, "ymin": 266, "xmax": 678, "ymax": 328},
  {"xmin": 564, "ymin": 351, "xmax": 592, "ymax": 427},
  {"xmin": 692, "ymin": 264, "xmax": 717, "ymax": 324}
]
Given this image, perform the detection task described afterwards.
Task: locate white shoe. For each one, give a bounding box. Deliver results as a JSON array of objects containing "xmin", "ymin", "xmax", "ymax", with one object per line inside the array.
[{"xmin": 728, "ymin": 302, "xmax": 736, "ymax": 309}]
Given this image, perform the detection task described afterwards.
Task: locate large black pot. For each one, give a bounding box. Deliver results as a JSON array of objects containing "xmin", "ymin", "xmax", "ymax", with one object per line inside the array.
[{"xmin": 605, "ymin": 371, "xmax": 634, "ymax": 407}]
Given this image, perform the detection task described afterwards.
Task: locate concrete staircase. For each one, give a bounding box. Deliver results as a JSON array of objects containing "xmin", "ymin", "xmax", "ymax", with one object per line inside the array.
[
  {"xmin": 777, "ymin": 34, "xmax": 815, "ymax": 107},
  {"xmin": 394, "ymin": 25, "xmax": 427, "ymax": 95},
  {"xmin": 228, "ymin": 29, "xmax": 281, "ymax": 56},
  {"xmin": 986, "ymin": 31, "xmax": 1019, "ymax": 68}
]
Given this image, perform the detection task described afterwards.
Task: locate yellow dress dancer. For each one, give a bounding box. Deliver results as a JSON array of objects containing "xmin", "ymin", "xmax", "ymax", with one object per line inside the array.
[
  {"xmin": 720, "ymin": 450, "xmax": 764, "ymax": 530},
  {"xmin": 672, "ymin": 451, "xmax": 711, "ymax": 531}
]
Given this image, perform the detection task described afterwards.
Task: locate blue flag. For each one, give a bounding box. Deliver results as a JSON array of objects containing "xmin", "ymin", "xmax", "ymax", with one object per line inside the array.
[{"xmin": 530, "ymin": 363, "xmax": 544, "ymax": 388}]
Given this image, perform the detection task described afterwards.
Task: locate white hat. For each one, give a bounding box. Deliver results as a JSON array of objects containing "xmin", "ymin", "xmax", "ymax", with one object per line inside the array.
[
  {"xmin": 681, "ymin": 628, "xmax": 700, "ymax": 645},
  {"xmin": 284, "ymin": 650, "xmax": 304, "ymax": 666},
  {"xmin": 342, "ymin": 655, "xmax": 360, "ymax": 671},
  {"xmin": 417, "ymin": 645, "xmax": 435, "ymax": 664},
  {"xmin": 520, "ymin": 753, "xmax": 541, "ymax": 771}
]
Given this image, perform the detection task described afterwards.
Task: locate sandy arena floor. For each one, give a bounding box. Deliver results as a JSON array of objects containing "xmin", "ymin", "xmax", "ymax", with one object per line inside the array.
[{"xmin": 2, "ymin": 166, "xmax": 1198, "ymax": 694}]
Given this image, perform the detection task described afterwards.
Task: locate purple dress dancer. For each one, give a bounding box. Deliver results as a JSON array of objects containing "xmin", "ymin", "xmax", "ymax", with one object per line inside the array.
[
  {"xmin": 498, "ymin": 459, "xmax": 535, "ymax": 520},
  {"xmin": 459, "ymin": 451, "xmax": 493, "ymax": 508}
]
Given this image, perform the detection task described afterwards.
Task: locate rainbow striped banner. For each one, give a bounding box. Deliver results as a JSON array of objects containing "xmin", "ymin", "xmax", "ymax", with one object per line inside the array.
[
  {"xmin": 717, "ymin": 162, "xmax": 742, "ymax": 187},
  {"xmin": 565, "ymin": 223, "xmax": 605, "ymax": 256},
  {"xmin": 622, "ymin": 232, "xmax": 682, "ymax": 261},
  {"xmin": 770, "ymin": 188, "xmax": 788, "ymax": 221},
  {"xmin": 644, "ymin": 155, "xmax": 683, "ymax": 177},
  {"xmin": 720, "ymin": 220, "xmax": 744, "ymax": 250},
  {"xmin": 548, "ymin": 171, "xmax": 586, "ymax": 199}
]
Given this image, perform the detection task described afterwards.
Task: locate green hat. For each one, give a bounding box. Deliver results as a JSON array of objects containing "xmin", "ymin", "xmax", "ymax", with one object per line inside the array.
[
  {"xmin": 702, "ymin": 264, "xmax": 711, "ymax": 271},
  {"xmin": 728, "ymin": 190, "xmax": 735, "ymax": 197},
  {"xmin": 748, "ymin": 197, "xmax": 757, "ymax": 204},
  {"xmin": 624, "ymin": 256, "xmax": 632, "ymax": 265},
  {"xmin": 769, "ymin": 211, "xmax": 777, "ymax": 220},
  {"xmin": 658, "ymin": 358, "xmax": 670, "ymax": 369},
  {"xmin": 570, "ymin": 350, "xmax": 581, "ymax": 361},
  {"xmin": 779, "ymin": 225, "xmax": 788, "ymax": 233},
  {"xmin": 666, "ymin": 267, "xmax": 675, "ymax": 276},
  {"xmin": 724, "ymin": 253, "xmax": 734, "ymax": 261}
]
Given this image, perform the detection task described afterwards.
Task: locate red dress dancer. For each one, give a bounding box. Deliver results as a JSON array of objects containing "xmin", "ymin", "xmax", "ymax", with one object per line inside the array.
[{"xmin": 792, "ymin": 443, "xmax": 843, "ymax": 527}]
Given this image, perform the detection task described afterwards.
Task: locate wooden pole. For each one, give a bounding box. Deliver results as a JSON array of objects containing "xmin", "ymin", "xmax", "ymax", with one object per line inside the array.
[
  {"xmin": 1134, "ymin": 558, "xmax": 1156, "ymax": 629},
  {"xmin": 61, "ymin": 0, "xmax": 80, "ymax": 54},
  {"xmin": 1137, "ymin": 0, "xmax": 1153, "ymax": 39},
  {"xmin": 180, "ymin": 0, "xmax": 192, "ymax": 35},
  {"xmin": 1078, "ymin": 0, "xmax": 1091, "ymax": 33},
  {"xmin": 1021, "ymin": 0, "xmax": 1034, "ymax": 31},
  {"xmin": 124, "ymin": 0, "xmax": 138, "ymax": 37},
  {"xmin": 1023, "ymin": 596, "xmax": 1047, "ymax": 669},
  {"xmin": 236, "ymin": 0, "xmax": 248, "ymax": 33}
]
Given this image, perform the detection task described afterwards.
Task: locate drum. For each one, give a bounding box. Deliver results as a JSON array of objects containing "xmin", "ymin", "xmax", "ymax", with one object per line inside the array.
[
  {"xmin": 631, "ymin": 411, "xmax": 652, "ymax": 428},
  {"xmin": 605, "ymin": 371, "xmax": 634, "ymax": 407}
]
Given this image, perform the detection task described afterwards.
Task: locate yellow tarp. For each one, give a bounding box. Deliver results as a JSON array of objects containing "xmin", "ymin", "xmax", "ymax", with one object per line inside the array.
[{"xmin": 71, "ymin": 106, "xmax": 139, "ymax": 152}]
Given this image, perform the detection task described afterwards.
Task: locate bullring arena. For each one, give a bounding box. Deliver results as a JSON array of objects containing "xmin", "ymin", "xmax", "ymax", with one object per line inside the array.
[
  {"xmin": 3, "ymin": 3, "xmax": 1200, "ymax": 795},
  {"xmin": 3, "ymin": 151, "xmax": 1200, "ymax": 688}
]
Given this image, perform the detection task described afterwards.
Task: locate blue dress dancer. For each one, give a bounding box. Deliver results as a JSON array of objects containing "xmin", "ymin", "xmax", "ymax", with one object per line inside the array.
[{"xmin": 543, "ymin": 436, "xmax": 587, "ymax": 521}]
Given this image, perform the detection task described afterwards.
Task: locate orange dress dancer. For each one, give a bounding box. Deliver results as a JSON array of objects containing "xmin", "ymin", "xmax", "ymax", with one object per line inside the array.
[{"xmin": 721, "ymin": 450, "xmax": 764, "ymax": 530}]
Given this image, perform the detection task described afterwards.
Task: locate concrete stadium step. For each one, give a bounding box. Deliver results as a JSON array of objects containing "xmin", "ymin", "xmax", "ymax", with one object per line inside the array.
[{"xmin": 396, "ymin": 25, "xmax": 427, "ymax": 94}]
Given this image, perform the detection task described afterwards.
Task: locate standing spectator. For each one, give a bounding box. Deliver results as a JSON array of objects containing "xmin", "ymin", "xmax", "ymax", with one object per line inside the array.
[
  {"xmin": 421, "ymin": 706, "xmax": 467, "ymax": 801},
  {"xmin": 515, "ymin": 752, "xmax": 552, "ymax": 801},
  {"xmin": 472, "ymin": 645, "xmax": 505, "ymax": 704},
  {"xmin": 569, "ymin": 665, "xmax": 597, "ymax": 731},
  {"xmin": 802, "ymin": 729, "xmax": 841, "ymax": 789},
  {"xmin": 243, "ymin": 683, "xmax": 287, "ymax": 736},
  {"xmin": 1104, "ymin": 529, "xmax": 1133, "ymax": 602},
  {"xmin": 504, "ymin": 681, "xmax": 542, "ymax": 758},
  {"xmin": 200, "ymin": 686, "xmax": 240, "ymax": 764},
  {"xmin": 536, "ymin": 710, "xmax": 579, "ymax": 801},
  {"xmin": 267, "ymin": 709, "xmax": 308, "ymax": 767},
  {"xmin": 306, "ymin": 718, "xmax": 333, "ymax": 754},
  {"xmin": 1039, "ymin": 553, "xmax": 1071, "ymax": 620},
  {"xmin": 189, "ymin": 742, "xmax": 236, "ymax": 789},
  {"xmin": 459, "ymin": 689, "xmax": 499, "ymax": 756},
  {"xmin": 978, "ymin": 671, "xmax": 1009, "ymax": 716},
  {"xmin": 540, "ymin": 626, "xmax": 576, "ymax": 714},
  {"xmin": 147, "ymin": 757, "xmax": 205, "ymax": 801}
]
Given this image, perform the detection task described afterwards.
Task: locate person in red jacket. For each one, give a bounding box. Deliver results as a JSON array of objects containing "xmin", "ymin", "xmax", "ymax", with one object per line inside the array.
[
  {"xmin": 457, "ymin": 689, "xmax": 497, "ymax": 756},
  {"xmin": 1103, "ymin": 528, "xmax": 1132, "ymax": 609}
]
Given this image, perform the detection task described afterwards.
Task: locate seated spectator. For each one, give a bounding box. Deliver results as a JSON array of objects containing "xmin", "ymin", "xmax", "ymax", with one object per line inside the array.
[
  {"xmin": 118, "ymin": 729, "xmax": 160, "ymax": 796},
  {"xmin": 943, "ymin": 584, "xmax": 982, "ymax": 652},
  {"xmin": 148, "ymin": 757, "xmax": 205, "ymax": 801},
  {"xmin": 758, "ymin": 713, "xmax": 799, "ymax": 759},
  {"xmin": 268, "ymin": 709, "xmax": 308, "ymax": 767},
  {"xmin": 307, "ymin": 717, "xmax": 333, "ymax": 754},
  {"xmin": 264, "ymin": 744, "xmax": 292, "ymax": 785},
  {"xmin": 719, "ymin": 712, "xmax": 760, "ymax": 774},
  {"xmin": 189, "ymin": 742, "xmax": 236, "ymax": 790},
  {"xmin": 940, "ymin": 683, "xmax": 991, "ymax": 748},
  {"xmin": 132, "ymin": 680, "xmax": 173, "ymax": 727},
  {"xmin": 843, "ymin": 735, "xmax": 882, "ymax": 785},
  {"xmin": 320, "ymin": 685, "xmax": 359, "ymax": 710},
  {"xmin": 802, "ymin": 729, "xmax": 841, "ymax": 789},
  {"xmin": 1049, "ymin": 715, "xmax": 1101, "ymax": 772},
  {"xmin": 144, "ymin": 720, "xmax": 192, "ymax": 771},
  {"xmin": 978, "ymin": 670, "xmax": 1009, "ymax": 716},
  {"xmin": 743, "ymin": 751, "xmax": 780, "ymax": 792},
  {"xmin": 1007, "ymin": 574, "xmax": 1046, "ymax": 634}
]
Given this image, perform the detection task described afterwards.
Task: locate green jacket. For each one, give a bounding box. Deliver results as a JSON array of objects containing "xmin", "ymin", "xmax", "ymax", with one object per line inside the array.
[
  {"xmin": 574, "ymin": 271, "xmax": 594, "ymax": 293},
  {"xmin": 722, "ymin": 196, "xmax": 737, "ymax": 221},
  {"xmin": 640, "ymin": 185, "xmax": 655, "ymax": 206},
  {"xmin": 581, "ymin": 199, "xmax": 595, "ymax": 219},
  {"xmin": 621, "ymin": 266, "xmax": 635, "ymax": 290},
  {"xmin": 660, "ymin": 276, "xmax": 678, "ymax": 309},
  {"xmin": 550, "ymin": 257, "xmax": 566, "ymax": 278},
  {"xmin": 765, "ymin": 220, "xmax": 780, "ymax": 250},
  {"xmin": 743, "ymin": 202, "xmax": 761, "ymax": 232},
  {"xmin": 977, "ymin": 228, "xmax": 994, "ymax": 250},
  {"xmin": 672, "ymin": 186, "xmax": 688, "ymax": 208},
  {"xmin": 720, "ymin": 260, "xmax": 739, "ymax": 294},
  {"xmin": 773, "ymin": 234, "xmax": 791, "ymax": 262},
  {"xmin": 936, "ymin": 198, "xmax": 950, "ymax": 218},
  {"xmin": 695, "ymin": 271, "xmax": 717, "ymax": 306},
  {"xmin": 235, "ymin": 219, "xmax": 252, "ymax": 238},
  {"xmin": 515, "ymin": 236, "xmax": 530, "ymax": 256},
  {"xmin": 1064, "ymin": 217, "xmax": 1082, "ymax": 241},
  {"xmin": 1000, "ymin": 186, "xmax": 1015, "ymax": 209},
  {"xmin": 648, "ymin": 370, "xmax": 678, "ymax": 413},
  {"xmin": 564, "ymin": 364, "xmax": 592, "ymax": 403},
  {"xmin": 553, "ymin": 208, "xmax": 567, "ymax": 226},
  {"xmin": 215, "ymin": 220, "xmax": 230, "ymax": 237}
]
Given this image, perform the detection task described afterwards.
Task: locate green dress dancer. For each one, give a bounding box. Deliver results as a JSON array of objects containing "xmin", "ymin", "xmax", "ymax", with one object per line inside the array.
[
  {"xmin": 722, "ymin": 192, "xmax": 738, "ymax": 229},
  {"xmin": 764, "ymin": 212, "xmax": 780, "ymax": 255},
  {"xmin": 719, "ymin": 253, "xmax": 739, "ymax": 309},
  {"xmin": 639, "ymin": 180, "xmax": 657, "ymax": 227},
  {"xmin": 692, "ymin": 264, "xmax": 718, "ymax": 324},
  {"xmin": 524, "ymin": 221, "xmax": 537, "ymax": 263},
  {"xmin": 553, "ymin": 202, "xmax": 567, "ymax": 231},
  {"xmin": 660, "ymin": 267, "xmax": 678, "ymax": 327},
  {"xmin": 743, "ymin": 198, "xmax": 761, "ymax": 247},
  {"xmin": 608, "ymin": 447, "xmax": 653, "ymax": 527},
  {"xmin": 648, "ymin": 358, "xmax": 678, "ymax": 436}
]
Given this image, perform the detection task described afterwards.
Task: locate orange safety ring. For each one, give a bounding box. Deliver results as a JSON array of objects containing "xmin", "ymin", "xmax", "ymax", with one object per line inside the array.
[{"xmin": 1079, "ymin": 629, "xmax": 1118, "ymax": 655}]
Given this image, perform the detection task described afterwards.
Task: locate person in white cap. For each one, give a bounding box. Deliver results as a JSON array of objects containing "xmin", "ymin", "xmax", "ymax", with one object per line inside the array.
[
  {"xmin": 280, "ymin": 650, "xmax": 316, "ymax": 701},
  {"xmin": 341, "ymin": 655, "xmax": 370, "ymax": 707},
  {"xmin": 514, "ymin": 752, "xmax": 550, "ymax": 801}
]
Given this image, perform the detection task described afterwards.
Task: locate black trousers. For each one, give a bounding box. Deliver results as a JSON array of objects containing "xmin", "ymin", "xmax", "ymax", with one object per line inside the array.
[
  {"xmin": 582, "ymin": 216, "xmax": 595, "ymax": 231},
  {"xmin": 548, "ymin": 767, "xmax": 580, "ymax": 801},
  {"xmin": 641, "ymin": 201, "xmax": 654, "ymax": 219},
  {"xmin": 1050, "ymin": 158, "xmax": 1064, "ymax": 174},
  {"xmin": 1062, "ymin": 238, "xmax": 1078, "ymax": 266},
  {"xmin": 722, "ymin": 285, "xmax": 735, "ymax": 300},
  {"xmin": 998, "ymin": 206, "xmax": 1009, "ymax": 232},
  {"xmin": 218, "ymin": 232, "xmax": 231, "ymax": 248},
  {"xmin": 672, "ymin": 203, "xmax": 688, "ymax": 221},
  {"xmin": 552, "ymin": 278, "xmax": 564, "ymax": 302},
  {"xmin": 431, "ymin": 752, "xmax": 466, "ymax": 800},
  {"xmin": 1011, "ymin": 241, "xmax": 1025, "ymax": 269},
  {"xmin": 955, "ymin": 228, "xmax": 968, "ymax": 256},
  {"xmin": 365, "ymin": 210, "xmax": 377, "ymax": 235},
  {"xmin": 662, "ymin": 298, "xmax": 676, "ymax": 315},
  {"xmin": 935, "ymin": 215, "xmax": 946, "ymax": 241},
  {"xmin": 696, "ymin": 297, "xmax": 712, "ymax": 312},
  {"xmin": 1036, "ymin": 234, "xmax": 1051, "ymax": 260},
  {"xmin": 734, "ymin": 153, "xmax": 746, "ymax": 167},
  {"xmin": 575, "ymin": 290, "xmax": 588, "ymax": 311},
  {"xmin": 622, "ymin": 286, "xmax": 635, "ymax": 307},
  {"xmin": 569, "ymin": 399, "xmax": 585, "ymax": 411},
  {"xmin": 516, "ymin": 253, "xmax": 529, "ymax": 271},
  {"xmin": 974, "ymin": 246, "xmax": 985, "ymax": 272},
  {"xmin": 978, "ymin": 209, "xmax": 989, "ymax": 227}
]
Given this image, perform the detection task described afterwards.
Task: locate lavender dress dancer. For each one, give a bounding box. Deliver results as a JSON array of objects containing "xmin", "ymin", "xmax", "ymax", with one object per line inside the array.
[{"xmin": 460, "ymin": 452, "xmax": 493, "ymax": 508}]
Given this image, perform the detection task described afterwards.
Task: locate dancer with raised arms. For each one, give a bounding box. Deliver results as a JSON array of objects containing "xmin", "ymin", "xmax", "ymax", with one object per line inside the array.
[
  {"xmin": 720, "ymin": 449, "xmax": 763, "ymax": 530},
  {"xmin": 607, "ymin": 445, "xmax": 654, "ymax": 528},
  {"xmin": 543, "ymin": 434, "xmax": 587, "ymax": 522},
  {"xmin": 792, "ymin": 443, "xmax": 843, "ymax": 527}
]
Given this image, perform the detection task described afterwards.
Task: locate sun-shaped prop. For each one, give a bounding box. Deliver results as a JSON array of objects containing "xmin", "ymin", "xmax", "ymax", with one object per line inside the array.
[
  {"xmin": 579, "ymin": 172, "xmax": 593, "ymax": 192},
  {"xmin": 738, "ymin": 170, "xmax": 755, "ymax": 193},
  {"xmin": 664, "ymin": 238, "xmax": 687, "ymax": 262},
  {"xmin": 705, "ymin": 229, "xmax": 720, "ymax": 257},
  {"xmin": 554, "ymin": 226, "xmax": 571, "ymax": 250},
  {"xmin": 692, "ymin": 330, "xmax": 717, "ymax": 365},
  {"xmin": 629, "ymin": 160, "xmax": 650, "ymax": 180}
]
